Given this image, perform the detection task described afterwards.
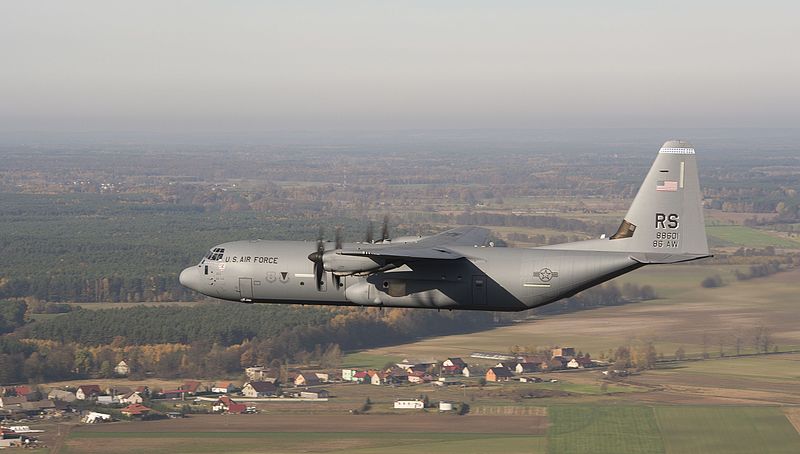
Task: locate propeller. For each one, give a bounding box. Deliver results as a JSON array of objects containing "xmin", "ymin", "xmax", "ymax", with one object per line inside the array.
[{"xmin": 307, "ymin": 227, "xmax": 326, "ymax": 290}]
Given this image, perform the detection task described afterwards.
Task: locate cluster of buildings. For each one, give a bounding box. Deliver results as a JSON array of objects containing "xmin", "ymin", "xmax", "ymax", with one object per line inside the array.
[
  {"xmin": 340, "ymin": 348, "xmax": 598, "ymax": 387},
  {"xmin": 0, "ymin": 386, "xmax": 59, "ymax": 421}
]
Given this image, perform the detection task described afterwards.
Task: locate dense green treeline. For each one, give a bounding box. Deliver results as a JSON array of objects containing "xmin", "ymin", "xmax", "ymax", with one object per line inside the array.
[
  {"xmin": 0, "ymin": 192, "xmax": 364, "ymax": 302},
  {"xmin": 0, "ymin": 301, "xmax": 27, "ymax": 334},
  {"xmin": 24, "ymin": 303, "xmax": 336, "ymax": 346},
  {"xmin": 23, "ymin": 303, "xmax": 493, "ymax": 350}
]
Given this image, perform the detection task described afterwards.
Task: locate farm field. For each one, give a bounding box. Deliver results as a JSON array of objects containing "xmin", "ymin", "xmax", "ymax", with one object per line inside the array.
[
  {"xmin": 705, "ymin": 225, "xmax": 800, "ymax": 248},
  {"xmin": 63, "ymin": 414, "xmax": 548, "ymax": 454},
  {"xmin": 62, "ymin": 405, "xmax": 800, "ymax": 453},
  {"xmin": 547, "ymin": 406, "xmax": 663, "ymax": 454},
  {"xmin": 655, "ymin": 406, "xmax": 800, "ymax": 454}
]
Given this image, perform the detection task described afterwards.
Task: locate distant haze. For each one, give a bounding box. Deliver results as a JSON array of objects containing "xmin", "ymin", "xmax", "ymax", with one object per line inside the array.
[{"xmin": 1, "ymin": 1, "xmax": 799, "ymax": 134}]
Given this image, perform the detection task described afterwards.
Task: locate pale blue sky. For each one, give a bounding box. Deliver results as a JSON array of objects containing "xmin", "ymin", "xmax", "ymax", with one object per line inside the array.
[{"xmin": 1, "ymin": 1, "xmax": 798, "ymax": 133}]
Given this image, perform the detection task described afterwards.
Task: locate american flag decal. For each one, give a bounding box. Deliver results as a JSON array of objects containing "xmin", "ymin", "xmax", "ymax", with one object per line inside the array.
[{"xmin": 656, "ymin": 180, "xmax": 678, "ymax": 192}]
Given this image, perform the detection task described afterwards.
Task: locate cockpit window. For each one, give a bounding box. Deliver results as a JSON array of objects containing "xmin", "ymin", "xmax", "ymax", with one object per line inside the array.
[{"xmin": 205, "ymin": 247, "xmax": 225, "ymax": 261}]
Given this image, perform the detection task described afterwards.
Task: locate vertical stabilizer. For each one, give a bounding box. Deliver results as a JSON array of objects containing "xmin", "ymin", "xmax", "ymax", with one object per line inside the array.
[{"xmin": 609, "ymin": 140, "xmax": 709, "ymax": 260}]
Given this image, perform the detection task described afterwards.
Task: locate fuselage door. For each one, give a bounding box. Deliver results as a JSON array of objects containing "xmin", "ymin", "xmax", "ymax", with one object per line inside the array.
[
  {"xmin": 472, "ymin": 275, "xmax": 487, "ymax": 306},
  {"xmin": 239, "ymin": 277, "xmax": 253, "ymax": 301}
]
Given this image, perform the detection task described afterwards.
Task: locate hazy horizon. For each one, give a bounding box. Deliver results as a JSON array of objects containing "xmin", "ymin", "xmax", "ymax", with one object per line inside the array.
[{"xmin": 2, "ymin": 2, "xmax": 799, "ymax": 134}]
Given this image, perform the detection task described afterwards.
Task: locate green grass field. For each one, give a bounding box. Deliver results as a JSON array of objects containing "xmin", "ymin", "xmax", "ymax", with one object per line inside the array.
[
  {"xmin": 342, "ymin": 352, "xmax": 403, "ymax": 370},
  {"xmin": 655, "ymin": 406, "xmax": 800, "ymax": 454},
  {"xmin": 706, "ymin": 225, "xmax": 800, "ymax": 248},
  {"xmin": 66, "ymin": 431, "xmax": 547, "ymax": 454},
  {"xmin": 657, "ymin": 355, "xmax": 800, "ymax": 382},
  {"xmin": 547, "ymin": 406, "xmax": 664, "ymax": 454}
]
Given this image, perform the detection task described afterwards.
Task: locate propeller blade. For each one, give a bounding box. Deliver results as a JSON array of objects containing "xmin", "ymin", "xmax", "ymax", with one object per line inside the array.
[
  {"xmin": 315, "ymin": 261, "xmax": 324, "ymax": 291},
  {"xmin": 365, "ymin": 221, "xmax": 374, "ymax": 243},
  {"xmin": 308, "ymin": 225, "xmax": 325, "ymax": 291},
  {"xmin": 335, "ymin": 226, "xmax": 343, "ymax": 250},
  {"xmin": 381, "ymin": 215, "xmax": 390, "ymax": 242}
]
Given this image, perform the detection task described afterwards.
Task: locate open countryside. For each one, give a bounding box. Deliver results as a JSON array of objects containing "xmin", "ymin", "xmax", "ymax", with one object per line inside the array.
[{"xmin": 1, "ymin": 135, "xmax": 799, "ymax": 453}]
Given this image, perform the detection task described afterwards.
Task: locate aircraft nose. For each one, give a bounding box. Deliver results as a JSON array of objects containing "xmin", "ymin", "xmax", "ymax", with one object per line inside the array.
[{"xmin": 179, "ymin": 266, "xmax": 202, "ymax": 291}]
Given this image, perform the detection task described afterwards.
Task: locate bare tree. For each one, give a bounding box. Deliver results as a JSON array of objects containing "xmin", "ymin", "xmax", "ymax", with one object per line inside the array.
[{"xmin": 753, "ymin": 325, "xmax": 773, "ymax": 354}]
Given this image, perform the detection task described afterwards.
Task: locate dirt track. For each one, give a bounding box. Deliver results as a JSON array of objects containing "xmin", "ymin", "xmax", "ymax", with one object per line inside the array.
[{"xmin": 76, "ymin": 413, "xmax": 548, "ymax": 435}]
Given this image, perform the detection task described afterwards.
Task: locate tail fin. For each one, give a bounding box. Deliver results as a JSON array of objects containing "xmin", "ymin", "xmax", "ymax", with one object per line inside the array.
[
  {"xmin": 540, "ymin": 140, "xmax": 710, "ymax": 263},
  {"xmin": 610, "ymin": 140, "xmax": 709, "ymax": 262}
]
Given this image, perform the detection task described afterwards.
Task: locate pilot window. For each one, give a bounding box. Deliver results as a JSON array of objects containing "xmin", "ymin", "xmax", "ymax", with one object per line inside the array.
[{"xmin": 205, "ymin": 247, "xmax": 225, "ymax": 261}]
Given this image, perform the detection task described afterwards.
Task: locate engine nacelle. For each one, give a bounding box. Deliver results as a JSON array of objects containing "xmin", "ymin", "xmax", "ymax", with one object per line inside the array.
[
  {"xmin": 322, "ymin": 253, "xmax": 383, "ymax": 275},
  {"xmin": 344, "ymin": 281, "xmax": 382, "ymax": 305}
]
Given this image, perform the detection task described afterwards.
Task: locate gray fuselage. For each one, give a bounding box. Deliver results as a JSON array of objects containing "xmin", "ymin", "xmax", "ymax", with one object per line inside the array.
[{"xmin": 179, "ymin": 240, "xmax": 642, "ymax": 312}]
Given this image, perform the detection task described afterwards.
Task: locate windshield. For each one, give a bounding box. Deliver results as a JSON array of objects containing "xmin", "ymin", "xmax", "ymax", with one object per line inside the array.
[{"xmin": 204, "ymin": 247, "xmax": 225, "ymax": 261}]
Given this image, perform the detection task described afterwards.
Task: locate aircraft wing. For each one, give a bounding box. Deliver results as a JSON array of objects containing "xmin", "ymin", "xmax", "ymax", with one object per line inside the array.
[{"xmin": 338, "ymin": 226, "xmax": 492, "ymax": 261}]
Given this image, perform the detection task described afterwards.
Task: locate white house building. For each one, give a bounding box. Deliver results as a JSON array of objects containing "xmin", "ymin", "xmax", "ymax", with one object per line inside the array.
[{"xmin": 393, "ymin": 399, "xmax": 424, "ymax": 409}]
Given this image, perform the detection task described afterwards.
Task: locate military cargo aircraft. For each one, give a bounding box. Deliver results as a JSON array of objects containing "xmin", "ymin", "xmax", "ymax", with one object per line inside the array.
[{"xmin": 180, "ymin": 140, "xmax": 710, "ymax": 311}]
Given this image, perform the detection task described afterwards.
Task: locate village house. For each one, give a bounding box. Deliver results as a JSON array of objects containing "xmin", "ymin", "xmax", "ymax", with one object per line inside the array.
[
  {"xmin": 441, "ymin": 358, "xmax": 467, "ymax": 375},
  {"xmin": 462, "ymin": 366, "xmax": 472, "ymax": 377},
  {"xmin": 314, "ymin": 372, "xmax": 329, "ymax": 382},
  {"xmin": 544, "ymin": 357, "xmax": 567, "ymax": 370},
  {"xmin": 120, "ymin": 403, "xmax": 155, "ymax": 419},
  {"xmin": 97, "ymin": 395, "xmax": 118, "ymax": 405},
  {"xmin": 120, "ymin": 392, "xmax": 144, "ymax": 405},
  {"xmin": 396, "ymin": 359, "xmax": 436, "ymax": 373},
  {"xmin": 294, "ymin": 372, "xmax": 321, "ymax": 387},
  {"xmin": 486, "ymin": 367, "xmax": 514, "ymax": 382},
  {"xmin": 82, "ymin": 411, "xmax": 111, "ymax": 424},
  {"xmin": 180, "ymin": 381, "xmax": 202, "ymax": 395},
  {"xmin": 394, "ymin": 399, "xmax": 424, "ymax": 409},
  {"xmin": 47, "ymin": 389, "xmax": 76, "ymax": 403},
  {"xmin": 442, "ymin": 357, "xmax": 467, "ymax": 368},
  {"xmin": 515, "ymin": 362, "xmax": 541, "ymax": 374},
  {"xmin": 10, "ymin": 386, "xmax": 34, "ymax": 398},
  {"xmin": 20, "ymin": 400, "xmax": 55, "ymax": 415},
  {"xmin": 0, "ymin": 396, "xmax": 27, "ymax": 409},
  {"xmin": 114, "ymin": 360, "xmax": 130, "ymax": 376},
  {"xmin": 213, "ymin": 396, "xmax": 246, "ymax": 414},
  {"xmin": 368, "ymin": 370, "xmax": 384, "ymax": 386},
  {"xmin": 211, "ymin": 382, "xmax": 238, "ymax": 394},
  {"xmin": 518, "ymin": 376, "xmax": 543, "ymax": 383},
  {"xmin": 241, "ymin": 381, "xmax": 278, "ymax": 398},
  {"xmin": 407, "ymin": 371, "xmax": 433, "ymax": 384},
  {"xmin": 106, "ymin": 386, "xmax": 132, "ymax": 399},
  {"xmin": 299, "ymin": 389, "xmax": 330, "ymax": 399},
  {"xmin": 352, "ymin": 371, "xmax": 369, "ymax": 384},
  {"xmin": 134, "ymin": 386, "xmax": 150, "ymax": 397},
  {"xmin": 245, "ymin": 366, "xmax": 277, "ymax": 382},
  {"xmin": 551, "ymin": 347, "xmax": 576, "ymax": 358},
  {"xmin": 76, "ymin": 385, "xmax": 102, "ymax": 401},
  {"xmin": 342, "ymin": 368, "xmax": 359, "ymax": 382}
]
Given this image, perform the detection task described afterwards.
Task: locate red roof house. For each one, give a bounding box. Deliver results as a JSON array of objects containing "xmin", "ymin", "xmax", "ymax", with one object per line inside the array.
[{"xmin": 121, "ymin": 403, "xmax": 154, "ymax": 417}]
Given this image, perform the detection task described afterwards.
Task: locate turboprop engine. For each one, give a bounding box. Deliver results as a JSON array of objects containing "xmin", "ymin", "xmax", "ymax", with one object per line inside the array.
[{"xmin": 322, "ymin": 252, "xmax": 384, "ymax": 275}]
